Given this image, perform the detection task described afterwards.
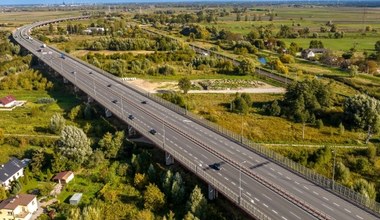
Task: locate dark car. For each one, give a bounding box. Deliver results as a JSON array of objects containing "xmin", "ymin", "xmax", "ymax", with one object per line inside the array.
[
  {"xmin": 112, "ymin": 100, "xmax": 118, "ymax": 104},
  {"xmin": 141, "ymin": 100, "xmax": 147, "ymax": 104},
  {"xmin": 210, "ymin": 163, "xmax": 221, "ymax": 171},
  {"xmin": 107, "ymin": 84, "xmax": 112, "ymax": 87},
  {"xmin": 71, "ymin": 71, "xmax": 76, "ymax": 74},
  {"xmin": 128, "ymin": 115, "xmax": 134, "ymax": 120},
  {"xmin": 89, "ymin": 71, "xmax": 93, "ymax": 74},
  {"xmin": 149, "ymin": 129, "xmax": 157, "ymax": 135}
]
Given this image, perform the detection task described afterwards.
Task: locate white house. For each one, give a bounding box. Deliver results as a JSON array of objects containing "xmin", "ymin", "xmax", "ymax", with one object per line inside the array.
[
  {"xmin": 0, "ymin": 194, "xmax": 38, "ymax": 220},
  {"xmin": 0, "ymin": 95, "xmax": 16, "ymax": 108},
  {"xmin": 0, "ymin": 158, "xmax": 27, "ymax": 189}
]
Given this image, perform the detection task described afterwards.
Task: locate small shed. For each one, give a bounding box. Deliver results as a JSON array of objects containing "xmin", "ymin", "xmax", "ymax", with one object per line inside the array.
[
  {"xmin": 53, "ymin": 171, "xmax": 74, "ymax": 185},
  {"xmin": 69, "ymin": 193, "xmax": 82, "ymax": 205}
]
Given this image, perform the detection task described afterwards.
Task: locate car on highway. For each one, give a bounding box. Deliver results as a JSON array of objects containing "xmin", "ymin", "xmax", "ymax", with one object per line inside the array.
[
  {"xmin": 210, "ymin": 163, "xmax": 221, "ymax": 171},
  {"xmin": 128, "ymin": 115, "xmax": 134, "ymax": 120},
  {"xmin": 112, "ymin": 100, "xmax": 118, "ymax": 104},
  {"xmin": 141, "ymin": 100, "xmax": 147, "ymax": 104},
  {"xmin": 71, "ymin": 71, "xmax": 76, "ymax": 74},
  {"xmin": 149, "ymin": 129, "xmax": 157, "ymax": 135},
  {"xmin": 107, "ymin": 84, "xmax": 112, "ymax": 87}
]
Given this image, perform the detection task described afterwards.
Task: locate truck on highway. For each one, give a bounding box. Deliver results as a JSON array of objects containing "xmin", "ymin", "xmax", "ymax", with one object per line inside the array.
[{"xmin": 41, "ymin": 44, "xmax": 46, "ymax": 48}]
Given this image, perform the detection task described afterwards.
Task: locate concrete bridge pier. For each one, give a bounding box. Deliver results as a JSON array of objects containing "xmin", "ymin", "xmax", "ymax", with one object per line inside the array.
[
  {"xmin": 105, "ymin": 108, "xmax": 112, "ymax": 118},
  {"xmin": 208, "ymin": 184, "xmax": 218, "ymax": 200},
  {"xmin": 74, "ymin": 86, "xmax": 79, "ymax": 93},
  {"xmin": 87, "ymin": 96, "xmax": 94, "ymax": 103},
  {"xmin": 165, "ymin": 152, "xmax": 174, "ymax": 166},
  {"xmin": 63, "ymin": 77, "xmax": 68, "ymax": 84},
  {"xmin": 127, "ymin": 125, "xmax": 137, "ymax": 137}
]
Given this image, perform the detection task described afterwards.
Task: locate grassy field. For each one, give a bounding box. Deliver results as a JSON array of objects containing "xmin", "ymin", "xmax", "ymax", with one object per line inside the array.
[
  {"xmin": 0, "ymin": 88, "xmax": 80, "ymax": 135},
  {"xmin": 186, "ymin": 93, "xmax": 374, "ymax": 145},
  {"xmin": 0, "ymin": 11, "xmax": 82, "ymax": 30}
]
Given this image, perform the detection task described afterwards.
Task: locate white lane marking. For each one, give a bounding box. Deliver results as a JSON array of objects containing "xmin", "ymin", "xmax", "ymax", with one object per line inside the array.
[
  {"xmin": 242, "ymin": 152, "xmax": 247, "ymax": 156},
  {"xmin": 286, "ymin": 176, "xmax": 291, "ymax": 180},
  {"xmin": 249, "ymin": 156, "xmax": 253, "ymax": 159},
  {"xmin": 194, "ymin": 157, "xmax": 198, "ymax": 160},
  {"xmin": 323, "ymin": 197, "xmax": 329, "ymax": 201},
  {"xmin": 333, "ymin": 202, "xmax": 340, "ymax": 207},
  {"xmin": 255, "ymin": 159, "xmax": 259, "ymax": 162},
  {"xmin": 344, "ymin": 208, "xmax": 351, "ymax": 213},
  {"xmin": 313, "ymin": 191, "xmax": 319, "ymax": 195},
  {"xmin": 292, "ymin": 187, "xmax": 304, "ymax": 194},
  {"xmin": 277, "ymin": 172, "xmax": 283, "ymax": 176},
  {"xmin": 303, "ymin": 186, "xmax": 309, "ymax": 190},
  {"xmin": 201, "ymin": 155, "xmax": 208, "ymax": 159},
  {"xmin": 189, "ymin": 153, "xmax": 193, "ymax": 157},
  {"xmin": 356, "ymin": 215, "xmax": 363, "ymax": 220},
  {"xmin": 272, "ymin": 210, "xmax": 278, "ymax": 214},
  {"xmin": 217, "ymin": 173, "xmax": 222, "ymax": 176},
  {"xmin": 172, "ymin": 136, "xmax": 178, "ymax": 140},
  {"xmin": 289, "ymin": 211, "xmax": 301, "ymax": 219},
  {"xmin": 224, "ymin": 177, "xmax": 229, "ymax": 181},
  {"xmin": 254, "ymin": 197, "xmax": 260, "ymax": 202},
  {"xmin": 270, "ymin": 168, "xmax": 275, "ymax": 171},
  {"xmin": 262, "ymin": 193, "xmax": 272, "ymax": 201},
  {"xmin": 263, "ymin": 203, "xmax": 269, "ymax": 208},
  {"xmin": 231, "ymin": 182, "xmax": 236, "ymax": 186},
  {"xmin": 295, "ymin": 181, "xmax": 300, "ymax": 185},
  {"xmin": 242, "ymin": 180, "xmax": 248, "ymax": 185},
  {"xmin": 282, "ymin": 217, "xmax": 288, "ymax": 220},
  {"xmin": 184, "ymin": 149, "xmax": 188, "ymax": 153},
  {"xmin": 246, "ymin": 192, "xmax": 252, "ymax": 196},
  {"xmin": 322, "ymin": 203, "xmax": 333, "ymax": 211},
  {"xmin": 268, "ymin": 173, "xmax": 277, "ymax": 178}
]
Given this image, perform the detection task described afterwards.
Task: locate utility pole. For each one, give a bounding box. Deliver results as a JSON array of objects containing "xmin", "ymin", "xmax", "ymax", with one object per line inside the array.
[{"xmin": 332, "ymin": 149, "xmax": 336, "ymax": 190}]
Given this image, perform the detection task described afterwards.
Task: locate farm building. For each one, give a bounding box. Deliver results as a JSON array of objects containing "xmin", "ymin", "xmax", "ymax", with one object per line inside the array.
[{"xmin": 53, "ymin": 171, "xmax": 74, "ymax": 185}]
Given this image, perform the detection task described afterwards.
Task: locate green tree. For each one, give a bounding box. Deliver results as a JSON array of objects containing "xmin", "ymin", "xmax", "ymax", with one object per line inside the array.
[
  {"xmin": 0, "ymin": 186, "xmax": 7, "ymax": 200},
  {"xmin": 58, "ymin": 126, "xmax": 92, "ymax": 165},
  {"xmin": 183, "ymin": 212, "xmax": 200, "ymax": 220},
  {"xmin": 231, "ymin": 96, "xmax": 249, "ymax": 114},
  {"xmin": 309, "ymin": 40, "xmax": 324, "ymax": 48},
  {"xmin": 282, "ymin": 80, "xmax": 331, "ymax": 123},
  {"xmin": 343, "ymin": 95, "xmax": 380, "ymax": 143},
  {"xmin": 335, "ymin": 162, "xmax": 350, "ymax": 184},
  {"xmin": 366, "ymin": 145, "xmax": 377, "ymax": 162},
  {"xmin": 353, "ymin": 178, "xmax": 376, "ymax": 200},
  {"xmin": 69, "ymin": 105, "xmax": 82, "ymax": 120},
  {"xmin": 238, "ymin": 58, "xmax": 256, "ymax": 75},
  {"xmin": 0, "ymin": 128, "xmax": 4, "ymax": 144},
  {"xmin": 67, "ymin": 207, "xmax": 82, "ymax": 220},
  {"xmin": 98, "ymin": 131, "xmax": 124, "ymax": 159},
  {"xmin": 349, "ymin": 65, "xmax": 359, "ymax": 77},
  {"xmin": 30, "ymin": 149, "xmax": 45, "ymax": 178},
  {"xmin": 162, "ymin": 170, "xmax": 173, "ymax": 196},
  {"xmin": 143, "ymin": 183, "xmax": 165, "ymax": 211},
  {"xmin": 147, "ymin": 164, "xmax": 156, "ymax": 183},
  {"xmin": 134, "ymin": 209, "xmax": 154, "ymax": 220},
  {"xmin": 171, "ymin": 172, "xmax": 185, "ymax": 204},
  {"xmin": 178, "ymin": 77, "xmax": 191, "ymax": 94},
  {"xmin": 186, "ymin": 185, "xmax": 207, "ymax": 218},
  {"xmin": 134, "ymin": 173, "xmax": 148, "ymax": 190},
  {"xmin": 49, "ymin": 113, "xmax": 65, "ymax": 134},
  {"xmin": 83, "ymin": 206, "xmax": 102, "ymax": 220},
  {"xmin": 375, "ymin": 40, "xmax": 380, "ymax": 52}
]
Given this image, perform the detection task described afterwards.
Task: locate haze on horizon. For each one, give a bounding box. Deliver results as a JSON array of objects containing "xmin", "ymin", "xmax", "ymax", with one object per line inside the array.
[{"xmin": 1, "ymin": 0, "xmax": 377, "ymax": 6}]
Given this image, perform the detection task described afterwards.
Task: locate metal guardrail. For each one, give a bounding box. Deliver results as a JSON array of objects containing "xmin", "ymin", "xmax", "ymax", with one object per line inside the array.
[{"xmin": 18, "ymin": 17, "xmax": 380, "ymax": 218}]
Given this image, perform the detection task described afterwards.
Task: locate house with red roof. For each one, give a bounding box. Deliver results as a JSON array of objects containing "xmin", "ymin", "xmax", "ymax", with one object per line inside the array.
[
  {"xmin": 52, "ymin": 171, "xmax": 74, "ymax": 185},
  {"xmin": 0, "ymin": 95, "xmax": 16, "ymax": 108}
]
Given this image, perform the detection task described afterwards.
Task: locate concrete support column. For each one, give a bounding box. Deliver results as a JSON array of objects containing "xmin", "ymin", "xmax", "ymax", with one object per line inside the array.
[
  {"xmin": 208, "ymin": 184, "xmax": 218, "ymax": 200},
  {"xmin": 74, "ymin": 86, "xmax": 79, "ymax": 93},
  {"xmin": 127, "ymin": 125, "xmax": 137, "ymax": 137},
  {"xmin": 105, "ymin": 108, "xmax": 112, "ymax": 118},
  {"xmin": 87, "ymin": 96, "xmax": 94, "ymax": 103},
  {"xmin": 63, "ymin": 78, "xmax": 68, "ymax": 84},
  {"xmin": 165, "ymin": 152, "xmax": 174, "ymax": 166}
]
